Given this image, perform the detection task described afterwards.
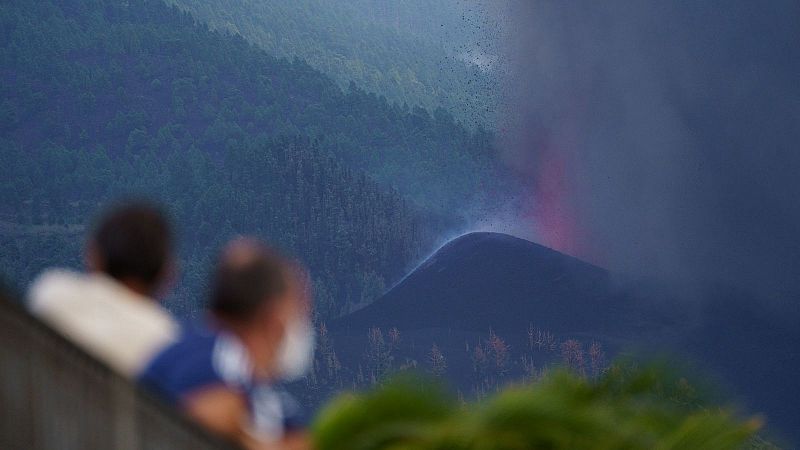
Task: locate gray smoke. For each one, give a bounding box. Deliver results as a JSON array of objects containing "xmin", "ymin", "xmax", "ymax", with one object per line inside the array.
[{"xmin": 499, "ymin": 1, "xmax": 800, "ymax": 315}]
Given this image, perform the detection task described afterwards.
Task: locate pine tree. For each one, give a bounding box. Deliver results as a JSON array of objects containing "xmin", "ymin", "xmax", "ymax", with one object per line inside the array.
[
  {"xmin": 365, "ymin": 327, "xmax": 392, "ymax": 383},
  {"xmin": 589, "ymin": 341, "xmax": 605, "ymax": 378},
  {"xmin": 487, "ymin": 330, "xmax": 510, "ymax": 378},
  {"xmin": 561, "ymin": 339, "xmax": 586, "ymax": 376},
  {"xmin": 428, "ymin": 344, "xmax": 447, "ymax": 377}
]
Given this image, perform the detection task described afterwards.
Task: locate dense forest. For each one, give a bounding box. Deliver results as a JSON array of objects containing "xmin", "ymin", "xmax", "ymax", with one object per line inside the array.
[
  {"xmin": 1, "ymin": 135, "xmax": 423, "ymax": 318},
  {"xmin": 164, "ymin": 0, "xmax": 501, "ymax": 127},
  {"xmin": 0, "ymin": 0, "xmax": 505, "ymax": 317},
  {"xmin": 301, "ymin": 322, "xmax": 607, "ymax": 408}
]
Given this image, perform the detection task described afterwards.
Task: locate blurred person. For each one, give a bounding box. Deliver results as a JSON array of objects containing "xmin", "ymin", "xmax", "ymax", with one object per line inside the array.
[
  {"xmin": 139, "ymin": 238, "xmax": 314, "ymax": 450},
  {"xmin": 28, "ymin": 201, "xmax": 178, "ymax": 378}
]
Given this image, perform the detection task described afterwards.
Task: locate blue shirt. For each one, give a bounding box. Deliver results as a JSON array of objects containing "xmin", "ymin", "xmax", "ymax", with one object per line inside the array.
[{"xmin": 139, "ymin": 326, "xmax": 305, "ymax": 439}]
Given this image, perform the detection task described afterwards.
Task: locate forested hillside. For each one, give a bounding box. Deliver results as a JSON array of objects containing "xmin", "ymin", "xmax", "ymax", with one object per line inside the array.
[
  {"xmin": 0, "ymin": 0, "xmax": 502, "ymax": 316},
  {"xmin": 1, "ymin": 135, "xmax": 422, "ymax": 318},
  {"xmin": 165, "ymin": 0, "xmax": 500, "ymax": 126},
  {"xmin": 1, "ymin": 0, "xmax": 501, "ymax": 213}
]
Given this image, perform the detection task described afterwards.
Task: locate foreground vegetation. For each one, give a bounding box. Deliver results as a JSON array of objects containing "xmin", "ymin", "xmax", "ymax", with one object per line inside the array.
[{"xmin": 313, "ymin": 363, "xmax": 765, "ymax": 450}]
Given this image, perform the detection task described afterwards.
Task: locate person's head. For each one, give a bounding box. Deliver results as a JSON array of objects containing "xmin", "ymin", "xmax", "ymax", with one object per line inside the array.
[
  {"xmin": 210, "ymin": 237, "xmax": 313, "ymax": 381},
  {"xmin": 86, "ymin": 201, "xmax": 173, "ymax": 297}
]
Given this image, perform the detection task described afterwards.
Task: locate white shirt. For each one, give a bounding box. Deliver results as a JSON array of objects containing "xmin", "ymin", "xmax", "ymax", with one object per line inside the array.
[{"xmin": 28, "ymin": 269, "xmax": 178, "ymax": 378}]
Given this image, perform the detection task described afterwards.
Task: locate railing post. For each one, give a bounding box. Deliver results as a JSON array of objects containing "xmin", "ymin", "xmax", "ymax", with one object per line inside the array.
[
  {"xmin": 112, "ymin": 380, "xmax": 140, "ymax": 450},
  {"xmin": 0, "ymin": 297, "xmax": 234, "ymax": 450}
]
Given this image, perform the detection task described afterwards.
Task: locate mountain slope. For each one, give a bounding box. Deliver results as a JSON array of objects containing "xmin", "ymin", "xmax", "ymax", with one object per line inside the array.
[
  {"xmin": 337, "ymin": 232, "xmax": 664, "ymax": 341},
  {"xmin": 165, "ymin": 0, "xmax": 499, "ymax": 126},
  {"xmin": 331, "ymin": 232, "xmax": 800, "ymax": 442},
  {"xmin": 2, "ymin": 0, "xmax": 495, "ymax": 316},
  {"xmin": 0, "ymin": 0, "xmax": 502, "ymax": 216}
]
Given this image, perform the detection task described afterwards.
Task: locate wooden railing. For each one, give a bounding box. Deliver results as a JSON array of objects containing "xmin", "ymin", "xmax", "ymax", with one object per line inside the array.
[{"xmin": 0, "ymin": 287, "xmax": 237, "ymax": 450}]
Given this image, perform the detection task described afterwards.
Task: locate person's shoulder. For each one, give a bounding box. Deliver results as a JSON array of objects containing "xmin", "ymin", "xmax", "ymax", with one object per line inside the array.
[
  {"xmin": 139, "ymin": 325, "xmax": 252, "ymax": 403},
  {"xmin": 143, "ymin": 325, "xmax": 218, "ymax": 376},
  {"xmin": 28, "ymin": 269, "xmax": 179, "ymax": 376},
  {"xmin": 165, "ymin": 324, "xmax": 218, "ymax": 352},
  {"xmin": 28, "ymin": 268, "xmax": 85, "ymax": 314}
]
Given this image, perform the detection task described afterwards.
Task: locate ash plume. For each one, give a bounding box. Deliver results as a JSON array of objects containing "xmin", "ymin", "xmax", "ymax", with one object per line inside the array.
[{"xmin": 498, "ymin": 0, "xmax": 800, "ymax": 315}]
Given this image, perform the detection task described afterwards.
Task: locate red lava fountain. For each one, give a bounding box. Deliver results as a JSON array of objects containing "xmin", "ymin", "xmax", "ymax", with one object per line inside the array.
[{"xmin": 530, "ymin": 146, "xmax": 582, "ymax": 258}]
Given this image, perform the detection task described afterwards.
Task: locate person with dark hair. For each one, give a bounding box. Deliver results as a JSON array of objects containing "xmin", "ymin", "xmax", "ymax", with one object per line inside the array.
[
  {"xmin": 90, "ymin": 201, "xmax": 173, "ymax": 291},
  {"xmin": 28, "ymin": 201, "xmax": 178, "ymax": 378},
  {"xmin": 139, "ymin": 238, "xmax": 314, "ymax": 450}
]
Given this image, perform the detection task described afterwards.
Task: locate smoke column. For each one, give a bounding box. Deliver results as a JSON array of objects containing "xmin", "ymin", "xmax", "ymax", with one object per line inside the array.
[{"xmin": 499, "ymin": 0, "xmax": 800, "ymax": 315}]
